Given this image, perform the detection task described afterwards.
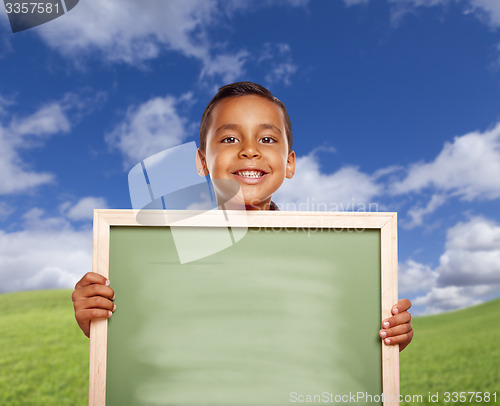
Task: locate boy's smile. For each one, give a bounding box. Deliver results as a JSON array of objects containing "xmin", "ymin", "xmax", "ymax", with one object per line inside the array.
[{"xmin": 197, "ymin": 95, "xmax": 295, "ymax": 210}]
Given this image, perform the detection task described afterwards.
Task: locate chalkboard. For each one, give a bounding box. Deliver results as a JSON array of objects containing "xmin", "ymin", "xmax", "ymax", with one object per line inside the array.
[{"xmin": 89, "ymin": 210, "xmax": 399, "ymax": 406}]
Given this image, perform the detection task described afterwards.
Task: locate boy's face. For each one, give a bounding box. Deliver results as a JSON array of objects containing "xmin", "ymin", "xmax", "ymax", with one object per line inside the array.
[{"xmin": 197, "ymin": 95, "xmax": 295, "ymax": 210}]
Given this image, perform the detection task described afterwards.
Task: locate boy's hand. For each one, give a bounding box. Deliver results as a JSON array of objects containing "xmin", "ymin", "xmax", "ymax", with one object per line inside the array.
[
  {"xmin": 72, "ymin": 272, "xmax": 115, "ymax": 338},
  {"xmin": 379, "ymin": 298, "xmax": 413, "ymax": 352}
]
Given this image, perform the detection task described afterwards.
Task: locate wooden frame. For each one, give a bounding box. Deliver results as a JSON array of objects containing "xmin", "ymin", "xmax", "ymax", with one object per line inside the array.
[{"xmin": 90, "ymin": 209, "xmax": 399, "ymax": 405}]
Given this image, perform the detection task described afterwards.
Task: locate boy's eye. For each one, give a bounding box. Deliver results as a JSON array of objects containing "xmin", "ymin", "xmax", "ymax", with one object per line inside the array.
[
  {"xmin": 221, "ymin": 136, "xmax": 239, "ymax": 144},
  {"xmin": 260, "ymin": 137, "xmax": 276, "ymax": 144}
]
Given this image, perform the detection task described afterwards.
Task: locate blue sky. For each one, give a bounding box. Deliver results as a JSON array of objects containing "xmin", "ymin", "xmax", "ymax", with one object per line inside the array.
[{"xmin": 0, "ymin": 0, "xmax": 499, "ymax": 315}]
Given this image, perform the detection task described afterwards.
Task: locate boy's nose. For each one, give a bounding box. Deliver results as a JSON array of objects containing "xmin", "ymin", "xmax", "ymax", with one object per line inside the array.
[{"xmin": 238, "ymin": 141, "xmax": 261, "ymax": 159}]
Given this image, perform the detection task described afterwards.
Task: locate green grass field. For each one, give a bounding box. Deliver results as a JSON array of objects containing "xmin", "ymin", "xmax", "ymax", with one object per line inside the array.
[
  {"xmin": 0, "ymin": 290, "xmax": 498, "ymax": 405},
  {"xmin": 0, "ymin": 290, "xmax": 88, "ymax": 406},
  {"xmin": 400, "ymin": 297, "xmax": 500, "ymax": 405}
]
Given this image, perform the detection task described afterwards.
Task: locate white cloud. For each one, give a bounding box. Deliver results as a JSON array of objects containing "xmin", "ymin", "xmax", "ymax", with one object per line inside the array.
[
  {"xmin": 0, "ymin": 94, "xmax": 14, "ymax": 116},
  {"xmin": 384, "ymin": 0, "xmax": 500, "ymax": 28},
  {"xmin": 392, "ymin": 122, "xmax": 500, "ymax": 201},
  {"xmin": 59, "ymin": 90, "xmax": 108, "ymax": 122},
  {"xmin": 200, "ymin": 51, "xmax": 250, "ymax": 84},
  {"xmin": 402, "ymin": 216, "xmax": 500, "ymax": 314},
  {"xmin": 342, "ymin": 0, "xmax": 500, "ymax": 30},
  {"xmin": 342, "ymin": 0, "xmax": 450, "ymax": 24},
  {"xmin": 404, "ymin": 193, "xmax": 447, "ymax": 228},
  {"xmin": 0, "ymin": 130, "xmax": 54, "ymax": 194},
  {"xmin": 412, "ymin": 285, "xmax": 497, "ymax": 315},
  {"xmin": 0, "ymin": 209, "xmax": 91, "ymax": 293},
  {"xmin": 0, "ymin": 202, "xmax": 14, "ymax": 220},
  {"xmin": 399, "ymin": 259, "xmax": 438, "ymax": 295},
  {"xmin": 274, "ymin": 121, "xmax": 500, "ymax": 224},
  {"xmin": 274, "ymin": 151, "xmax": 382, "ymax": 210},
  {"xmin": 259, "ymin": 43, "xmax": 298, "ymax": 86},
  {"xmin": 10, "ymin": 102, "xmax": 71, "ymax": 138},
  {"xmin": 388, "ymin": 0, "xmax": 448, "ymax": 6},
  {"xmin": 273, "ymin": 0, "xmax": 310, "ymax": 5},
  {"xmin": 266, "ymin": 63, "xmax": 297, "ymax": 87},
  {"xmin": 38, "ymin": 1, "xmax": 212, "ymax": 63},
  {"xmin": 0, "ymin": 91, "xmax": 102, "ymax": 195},
  {"xmin": 466, "ymin": 0, "xmax": 500, "ymax": 28},
  {"xmin": 60, "ymin": 197, "xmax": 109, "ymax": 221},
  {"xmin": 106, "ymin": 94, "xmax": 194, "ymax": 168},
  {"xmin": 343, "ymin": 0, "xmax": 370, "ymax": 6},
  {"xmin": 437, "ymin": 216, "xmax": 500, "ymax": 286},
  {"xmin": 35, "ymin": 0, "xmax": 306, "ymax": 80},
  {"xmin": 341, "ymin": 0, "xmax": 500, "ymax": 30},
  {"xmin": 0, "ymin": 102, "xmax": 69, "ymax": 194}
]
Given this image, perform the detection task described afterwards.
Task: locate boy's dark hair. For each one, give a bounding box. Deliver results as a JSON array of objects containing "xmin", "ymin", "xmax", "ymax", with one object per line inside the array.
[{"xmin": 199, "ymin": 81, "xmax": 293, "ymax": 152}]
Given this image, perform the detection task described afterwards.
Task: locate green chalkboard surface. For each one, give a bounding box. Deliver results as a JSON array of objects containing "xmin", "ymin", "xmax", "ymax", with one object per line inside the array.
[{"xmin": 106, "ymin": 225, "xmax": 382, "ymax": 406}]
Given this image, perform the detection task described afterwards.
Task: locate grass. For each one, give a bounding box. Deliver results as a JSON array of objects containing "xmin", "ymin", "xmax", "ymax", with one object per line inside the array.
[
  {"xmin": 400, "ymin": 298, "xmax": 500, "ymax": 405},
  {"xmin": 0, "ymin": 290, "xmax": 498, "ymax": 405},
  {"xmin": 0, "ymin": 290, "xmax": 88, "ymax": 406}
]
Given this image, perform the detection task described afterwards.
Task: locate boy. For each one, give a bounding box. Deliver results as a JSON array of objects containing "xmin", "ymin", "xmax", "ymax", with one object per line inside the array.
[{"xmin": 72, "ymin": 82, "xmax": 413, "ymax": 351}]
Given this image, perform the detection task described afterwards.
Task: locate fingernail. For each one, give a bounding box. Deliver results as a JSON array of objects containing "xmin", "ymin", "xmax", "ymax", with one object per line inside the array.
[
  {"xmin": 108, "ymin": 311, "xmax": 113, "ymax": 317},
  {"xmin": 380, "ymin": 331, "xmax": 387, "ymax": 338},
  {"xmin": 113, "ymin": 304, "xmax": 116, "ymax": 312},
  {"xmin": 112, "ymin": 293, "xmax": 116, "ymax": 300},
  {"xmin": 383, "ymin": 321, "xmax": 390, "ymax": 329},
  {"xmin": 385, "ymin": 338, "xmax": 391, "ymax": 344},
  {"xmin": 105, "ymin": 279, "xmax": 110, "ymax": 286},
  {"xmin": 393, "ymin": 307, "xmax": 399, "ymax": 314}
]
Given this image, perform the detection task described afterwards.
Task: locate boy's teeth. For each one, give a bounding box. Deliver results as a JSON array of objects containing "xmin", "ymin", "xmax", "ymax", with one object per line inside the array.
[{"xmin": 237, "ymin": 170, "xmax": 264, "ymax": 178}]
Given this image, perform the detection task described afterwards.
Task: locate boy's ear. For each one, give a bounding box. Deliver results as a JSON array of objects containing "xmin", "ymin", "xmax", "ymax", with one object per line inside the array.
[
  {"xmin": 286, "ymin": 150, "xmax": 296, "ymax": 179},
  {"xmin": 196, "ymin": 149, "xmax": 209, "ymax": 177}
]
